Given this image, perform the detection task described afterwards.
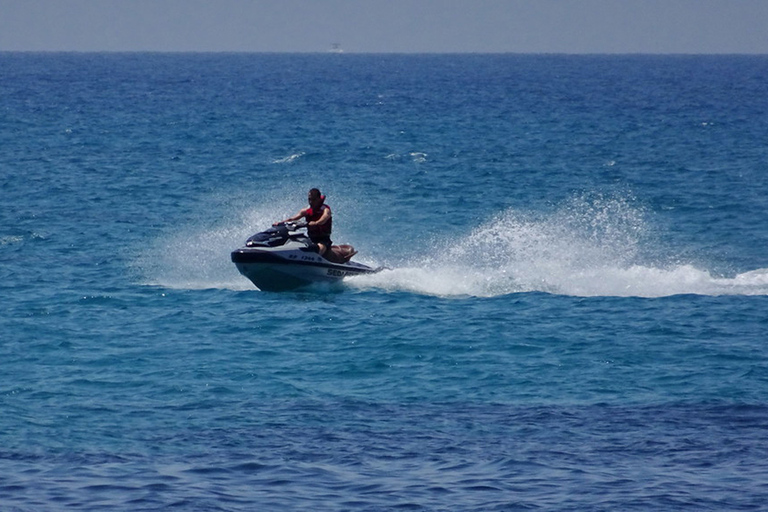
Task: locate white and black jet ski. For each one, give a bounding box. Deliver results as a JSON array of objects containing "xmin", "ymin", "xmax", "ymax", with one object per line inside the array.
[{"xmin": 231, "ymin": 221, "xmax": 382, "ymax": 291}]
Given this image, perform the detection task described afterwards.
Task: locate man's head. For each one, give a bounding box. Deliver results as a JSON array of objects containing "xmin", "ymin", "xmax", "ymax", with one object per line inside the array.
[{"xmin": 308, "ymin": 188, "xmax": 324, "ymax": 206}]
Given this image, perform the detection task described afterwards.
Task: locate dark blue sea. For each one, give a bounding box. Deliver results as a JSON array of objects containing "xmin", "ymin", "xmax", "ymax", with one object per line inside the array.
[{"xmin": 2, "ymin": 53, "xmax": 768, "ymax": 511}]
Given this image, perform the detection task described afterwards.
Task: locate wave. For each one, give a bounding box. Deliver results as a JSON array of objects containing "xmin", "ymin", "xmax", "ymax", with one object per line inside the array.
[
  {"xmin": 137, "ymin": 192, "xmax": 768, "ymax": 298},
  {"xmin": 272, "ymin": 152, "xmax": 305, "ymax": 164},
  {"xmin": 134, "ymin": 202, "xmax": 286, "ymax": 291},
  {"xmin": 350, "ymin": 263, "xmax": 768, "ymax": 298},
  {"xmin": 348, "ymin": 196, "xmax": 768, "ymax": 298}
]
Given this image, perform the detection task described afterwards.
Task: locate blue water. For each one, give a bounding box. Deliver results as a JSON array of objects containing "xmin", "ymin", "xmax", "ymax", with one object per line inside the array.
[{"xmin": 2, "ymin": 53, "xmax": 768, "ymax": 510}]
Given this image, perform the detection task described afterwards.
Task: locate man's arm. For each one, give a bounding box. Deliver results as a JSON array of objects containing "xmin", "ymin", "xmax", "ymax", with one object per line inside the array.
[{"xmin": 274, "ymin": 208, "xmax": 307, "ymax": 225}]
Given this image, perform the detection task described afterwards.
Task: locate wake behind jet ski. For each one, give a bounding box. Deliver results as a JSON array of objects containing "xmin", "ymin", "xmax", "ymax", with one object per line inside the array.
[{"xmin": 231, "ymin": 221, "xmax": 382, "ymax": 291}]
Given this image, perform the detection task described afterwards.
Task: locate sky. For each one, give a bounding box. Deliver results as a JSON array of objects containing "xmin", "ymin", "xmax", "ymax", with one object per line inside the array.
[{"xmin": 1, "ymin": 0, "xmax": 767, "ymax": 54}]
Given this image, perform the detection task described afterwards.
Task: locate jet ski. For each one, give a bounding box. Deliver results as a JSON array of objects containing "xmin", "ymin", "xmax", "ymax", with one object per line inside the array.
[{"xmin": 231, "ymin": 221, "xmax": 382, "ymax": 291}]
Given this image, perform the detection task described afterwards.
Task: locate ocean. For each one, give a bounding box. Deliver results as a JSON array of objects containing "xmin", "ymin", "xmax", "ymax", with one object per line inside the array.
[{"xmin": 2, "ymin": 52, "xmax": 768, "ymax": 510}]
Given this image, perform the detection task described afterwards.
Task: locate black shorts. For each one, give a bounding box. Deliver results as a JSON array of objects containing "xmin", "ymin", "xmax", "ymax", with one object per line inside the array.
[{"xmin": 310, "ymin": 235, "xmax": 333, "ymax": 248}]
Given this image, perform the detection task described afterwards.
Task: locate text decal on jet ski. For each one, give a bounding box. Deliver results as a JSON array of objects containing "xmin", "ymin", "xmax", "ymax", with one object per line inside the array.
[{"xmin": 327, "ymin": 269, "xmax": 347, "ymax": 277}]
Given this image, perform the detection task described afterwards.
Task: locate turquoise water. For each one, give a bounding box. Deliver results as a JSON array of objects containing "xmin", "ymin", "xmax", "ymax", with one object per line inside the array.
[{"xmin": 2, "ymin": 53, "xmax": 768, "ymax": 510}]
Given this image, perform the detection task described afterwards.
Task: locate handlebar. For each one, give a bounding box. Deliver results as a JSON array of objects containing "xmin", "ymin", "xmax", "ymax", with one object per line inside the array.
[{"xmin": 279, "ymin": 220, "xmax": 308, "ymax": 231}]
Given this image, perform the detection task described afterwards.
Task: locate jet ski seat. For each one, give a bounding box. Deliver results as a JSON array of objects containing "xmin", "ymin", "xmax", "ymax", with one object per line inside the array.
[{"xmin": 325, "ymin": 244, "xmax": 358, "ymax": 264}]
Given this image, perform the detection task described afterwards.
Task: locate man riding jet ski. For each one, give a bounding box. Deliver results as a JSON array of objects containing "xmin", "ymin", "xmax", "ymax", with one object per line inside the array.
[
  {"xmin": 274, "ymin": 188, "xmax": 335, "ymax": 258},
  {"xmin": 231, "ymin": 189, "xmax": 381, "ymax": 290}
]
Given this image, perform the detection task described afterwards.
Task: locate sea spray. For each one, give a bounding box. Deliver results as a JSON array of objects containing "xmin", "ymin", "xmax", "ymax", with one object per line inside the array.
[
  {"xmin": 134, "ymin": 197, "xmax": 293, "ymax": 290},
  {"xmin": 136, "ymin": 189, "xmax": 768, "ymax": 297},
  {"xmin": 350, "ymin": 194, "xmax": 768, "ymax": 298},
  {"xmin": 134, "ymin": 194, "xmax": 768, "ymax": 297},
  {"xmin": 134, "ymin": 189, "xmax": 374, "ymax": 291}
]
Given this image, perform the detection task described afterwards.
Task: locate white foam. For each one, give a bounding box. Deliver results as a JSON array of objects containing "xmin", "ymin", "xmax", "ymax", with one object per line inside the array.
[
  {"xmin": 272, "ymin": 152, "xmax": 305, "ymax": 164},
  {"xmin": 348, "ymin": 196, "xmax": 768, "ymax": 298},
  {"xmin": 350, "ymin": 263, "xmax": 768, "ymax": 298},
  {"xmin": 137, "ymin": 192, "xmax": 768, "ymax": 298},
  {"xmin": 134, "ymin": 200, "xmax": 290, "ymax": 291}
]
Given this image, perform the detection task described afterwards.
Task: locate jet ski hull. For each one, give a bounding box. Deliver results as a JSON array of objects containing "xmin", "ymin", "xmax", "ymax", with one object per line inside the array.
[{"xmin": 231, "ymin": 248, "xmax": 379, "ymax": 291}]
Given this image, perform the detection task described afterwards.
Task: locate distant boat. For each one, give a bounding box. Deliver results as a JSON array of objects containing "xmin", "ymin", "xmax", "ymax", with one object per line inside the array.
[{"xmin": 329, "ymin": 43, "xmax": 344, "ymax": 53}]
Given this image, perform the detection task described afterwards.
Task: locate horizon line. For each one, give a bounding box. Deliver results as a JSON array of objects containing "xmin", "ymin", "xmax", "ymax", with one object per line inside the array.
[{"xmin": 2, "ymin": 50, "xmax": 767, "ymax": 57}]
